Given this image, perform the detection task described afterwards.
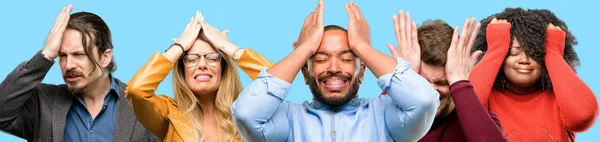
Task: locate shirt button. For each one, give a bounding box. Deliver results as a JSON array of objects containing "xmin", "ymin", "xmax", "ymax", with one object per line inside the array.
[{"xmin": 333, "ymin": 130, "xmax": 337, "ymax": 135}]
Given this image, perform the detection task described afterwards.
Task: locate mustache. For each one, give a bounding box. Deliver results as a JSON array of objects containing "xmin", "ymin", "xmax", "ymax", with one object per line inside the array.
[
  {"xmin": 317, "ymin": 73, "xmax": 352, "ymax": 82},
  {"xmin": 64, "ymin": 70, "xmax": 84, "ymax": 78}
]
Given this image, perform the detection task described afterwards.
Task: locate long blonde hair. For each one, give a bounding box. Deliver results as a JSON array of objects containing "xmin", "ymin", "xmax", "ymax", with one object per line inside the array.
[{"xmin": 172, "ymin": 44, "xmax": 243, "ymax": 141}]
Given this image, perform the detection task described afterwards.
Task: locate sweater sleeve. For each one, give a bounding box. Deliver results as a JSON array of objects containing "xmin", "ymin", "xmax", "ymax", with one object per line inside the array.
[
  {"xmin": 469, "ymin": 24, "xmax": 512, "ymax": 109},
  {"xmin": 450, "ymin": 80, "xmax": 506, "ymax": 142},
  {"xmin": 544, "ymin": 29, "xmax": 598, "ymax": 132}
]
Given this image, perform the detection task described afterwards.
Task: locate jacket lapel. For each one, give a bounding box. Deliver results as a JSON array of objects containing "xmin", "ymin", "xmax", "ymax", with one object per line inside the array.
[
  {"xmin": 52, "ymin": 88, "xmax": 73, "ymax": 142},
  {"xmin": 113, "ymin": 79, "xmax": 137, "ymax": 142}
]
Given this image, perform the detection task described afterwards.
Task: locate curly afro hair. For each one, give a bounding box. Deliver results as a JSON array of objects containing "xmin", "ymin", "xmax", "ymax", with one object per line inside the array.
[{"xmin": 471, "ymin": 7, "xmax": 580, "ymax": 91}]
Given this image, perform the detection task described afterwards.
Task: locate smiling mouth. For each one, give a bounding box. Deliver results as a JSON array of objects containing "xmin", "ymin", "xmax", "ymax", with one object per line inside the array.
[
  {"xmin": 514, "ymin": 68, "xmax": 534, "ymax": 74},
  {"xmin": 194, "ymin": 74, "xmax": 213, "ymax": 82},
  {"xmin": 320, "ymin": 77, "xmax": 349, "ymax": 92}
]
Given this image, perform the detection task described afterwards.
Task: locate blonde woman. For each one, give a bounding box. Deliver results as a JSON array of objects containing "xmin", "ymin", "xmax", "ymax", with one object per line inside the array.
[{"xmin": 125, "ymin": 12, "xmax": 272, "ymax": 142}]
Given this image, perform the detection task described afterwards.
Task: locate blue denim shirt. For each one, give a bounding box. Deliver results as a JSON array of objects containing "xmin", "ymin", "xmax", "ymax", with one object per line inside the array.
[
  {"xmin": 64, "ymin": 76, "xmax": 119, "ymax": 142},
  {"xmin": 232, "ymin": 58, "xmax": 440, "ymax": 142}
]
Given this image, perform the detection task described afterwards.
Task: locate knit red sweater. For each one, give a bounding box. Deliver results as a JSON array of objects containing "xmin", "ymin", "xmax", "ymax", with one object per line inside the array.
[{"xmin": 469, "ymin": 24, "xmax": 599, "ymax": 141}]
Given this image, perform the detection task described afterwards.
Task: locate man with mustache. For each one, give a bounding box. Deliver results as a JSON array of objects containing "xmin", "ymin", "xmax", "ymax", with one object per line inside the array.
[
  {"xmin": 0, "ymin": 5, "xmax": 157, "ymax": 141},
  {"xmin": 232, "ymin": 1, "xmax": 439, "ymax": 141}
]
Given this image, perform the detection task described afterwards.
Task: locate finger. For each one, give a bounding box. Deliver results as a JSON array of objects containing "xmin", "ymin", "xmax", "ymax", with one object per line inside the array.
[
  {"xmin": 387, "ymin": 44, "xmax": 400, "ymax": 58},
  {"xmin": 491, "ymin": 18, "xmax": 497, "ymax": 24},
  {"xmin": 456, "ymin": 19, "xmax": 470, "ymax": 50},
  {"xmin": 196, "ymin": 11, "xmax": 202, "ymax": 23},
  {"xmin": 345, "ymin": 4, "xmax": 355, "ymax": 23},
  {"xmin": 304, "ymin": 10, "xmax": 315, "ymax": 26},
  {"xmin": 411, "ymin": 21, "xmax": 420, "ymax": 49},
  {"xmin": 449, "ymin": 26, "xmax": 460, "ymax": 50},
  {"xmin": 405, "ymin": 12, "xmax": 412, "ymax": 48},
  {"xmin": 392, "ymin": 15, "xmax": 401, "ymax": 42},
  {"xmin": 56, "ymin": 5, "xmax": 73, "ymax": 34},
  {"xmin": 316, "ymin": 0, "xmax": 324, "ymax": 26},
  {"xmin": 466, "ymin": 22, "xmax": 481, "ymax": 53},
  {"xmin": 350, "ymin": 2, "xmax": 361, "ymax": 23},
  {"xmin": 312, "ymin": 0, "xmax": 321, "ymax": 25},
  {"xmin": 51, "ymin": 6, "xmax": 67, "ymax": 33},
  {"xmin": 398, "ymin": 10, "xmax": 406, "ymax": 47},
  {"xmin": 223, "ymin": 30, "xmax": 230, "ymax": 35},
  {"xmin": 461, "ymin": 18, "xmax": 475, "ymax": 49},
  {"xmin": 353, "ymin": 2, "xmax": 364, "ymax": 21},
  {"xmin": 470, "ymin": 50, "xmax": 483, "ymax": 66}
]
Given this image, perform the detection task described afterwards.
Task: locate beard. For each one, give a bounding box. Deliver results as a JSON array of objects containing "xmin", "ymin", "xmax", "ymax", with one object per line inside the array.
[
  {"xmin": 64, "ymin": 69, "xmax": 102, "ymax": 94},
  {"xmin": 307, "ymin": 73, "xmax": 360, "ymax": 109}
]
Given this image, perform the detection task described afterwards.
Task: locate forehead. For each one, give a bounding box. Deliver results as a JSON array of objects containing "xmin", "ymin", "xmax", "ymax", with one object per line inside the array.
[
  {"xmin": 318, "ymin": 30, "xmax": 350, "ymax": 55},
  {"xmin": 188, "ymin": 39, "xmax": 216, "ymax": 54},
  {"xmin": 419, "ymin": 63, "xmax": 446, "ymax": 81},
  {"xmin": 61, "ymin": 29, "xmax": 86, "ymax": 52}
]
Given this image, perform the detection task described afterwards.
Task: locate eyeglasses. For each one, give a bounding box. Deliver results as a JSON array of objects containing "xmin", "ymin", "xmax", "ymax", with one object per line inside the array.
[{"xmin": 182, "ymin": 53, "xmax": 222, "ymax": 67}]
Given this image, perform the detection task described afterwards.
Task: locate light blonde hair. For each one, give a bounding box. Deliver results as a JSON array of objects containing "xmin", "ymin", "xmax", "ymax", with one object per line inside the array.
[{"xmin": 172, "ymin": 45, "xmax": 243, "ymax": 141}]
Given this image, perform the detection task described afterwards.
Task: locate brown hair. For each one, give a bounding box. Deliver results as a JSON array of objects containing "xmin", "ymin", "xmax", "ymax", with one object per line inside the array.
[
  {"xmin": 67, "ymin": 12, "xmax": 116, "ymax": 74},
  {"xmin": 418, "ymin": 19, "xmax": 454, "ymax": 66}
]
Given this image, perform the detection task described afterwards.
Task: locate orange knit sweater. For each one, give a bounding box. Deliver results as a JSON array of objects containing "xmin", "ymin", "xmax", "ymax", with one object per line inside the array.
[{"xmin": 469, "ymin": 24, "xmax": 598, "ymax": 141}]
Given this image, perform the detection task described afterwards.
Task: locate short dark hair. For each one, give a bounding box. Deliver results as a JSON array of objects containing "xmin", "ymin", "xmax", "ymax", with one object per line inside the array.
[
  {"xmin": 472, "ymin": 8, "xmax": 579, "ymax": 91},
  {"xmin": 324, "ymin": 25, "xmax": 347, "ymax": 32},
  {"xmin": 67, "ymin": 12, "xmax": 116, "ymax": 73},
  {"xmin": 418, "ymin": 20, "xmax": 454, "ymax": 66}
]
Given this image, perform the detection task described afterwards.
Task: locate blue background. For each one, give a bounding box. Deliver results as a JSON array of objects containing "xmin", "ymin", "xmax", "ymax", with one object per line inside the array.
[{"xmin": 1, "ymin": 0, "xmax": 598, "ymax": 141}]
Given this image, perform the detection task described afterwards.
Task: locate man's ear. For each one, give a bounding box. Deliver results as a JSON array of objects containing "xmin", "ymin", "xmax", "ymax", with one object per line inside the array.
[
  {"xmin": 358, "ymin": 64, "xmax": 366, "ymax": 84},
  {"xmin": 100, "ymin": 49, "xmax": 112, "ymax": 68},
  {"xmin": 301, "ymin": 66, "xmax": 310, "ymax": 85}
]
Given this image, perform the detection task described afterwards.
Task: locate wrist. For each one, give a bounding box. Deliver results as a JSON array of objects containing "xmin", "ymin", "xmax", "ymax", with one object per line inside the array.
[
  {"xmin": 447, "ymin": 76, "xmax": 467, "ymax": 86},
  {"xmin": 295, "ymin": 44, "xmax": 318, "ymax": 55},
  {"xmin": 40, "ymin": 49, "xmax": 57, "ymax": 60}
]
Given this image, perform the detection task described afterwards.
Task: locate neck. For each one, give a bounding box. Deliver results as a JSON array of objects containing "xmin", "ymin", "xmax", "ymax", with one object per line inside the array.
[
  {"xmin": 80, "ymin": 74, "xmax": 112, "ymax": 103},
  {"xmin": 506, "ymin": 82, "xmax": 539, "ymax": 95},
  {"xmin": 196, "ymin": 92, "xmax": 217, "ymax": 117}
]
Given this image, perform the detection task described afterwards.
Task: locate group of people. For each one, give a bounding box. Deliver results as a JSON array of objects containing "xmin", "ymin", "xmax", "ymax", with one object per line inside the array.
[{"xmin": 0, "ymin": 1, "xmax": 597, "ymax": 142}]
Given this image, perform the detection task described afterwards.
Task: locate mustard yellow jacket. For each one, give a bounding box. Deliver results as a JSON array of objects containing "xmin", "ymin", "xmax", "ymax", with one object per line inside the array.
[{"xmin": 125, "ymin": 49, "xmax": 273, "ymax": 142}]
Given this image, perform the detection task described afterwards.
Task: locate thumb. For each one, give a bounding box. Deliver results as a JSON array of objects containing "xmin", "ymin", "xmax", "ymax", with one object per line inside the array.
[
  {"xmin": 470, "ymin": 50, "xmax": 483, "ymax": 67},
  {"xmin": 222, "ymin": 30, "xmax": 230, "ymax": 35},
  {"xmin": 386, "ymin": 44, "xmax": 400, "ymax": 58},
  {"xmin": 292, "ymin": 40, "xmax": 298, "ymax": 49}
]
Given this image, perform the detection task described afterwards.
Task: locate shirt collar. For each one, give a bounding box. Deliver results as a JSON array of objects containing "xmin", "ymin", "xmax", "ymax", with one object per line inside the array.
[
  {"xmin": 74, "ymin": 74, "xmax": 120, "ymax": 106},
  {"xmin": 311, "ymin": 97, "xmax": 361, "ymax": 111}
]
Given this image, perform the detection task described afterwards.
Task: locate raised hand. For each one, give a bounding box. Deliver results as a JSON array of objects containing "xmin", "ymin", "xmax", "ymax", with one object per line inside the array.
[
  {"xmin": 41, "ymin": 4, "xmax": 73, "ymax": 60},
  {"xmin": 200, "ymin": 20, "xmax": 231, "ymax": 50},
  {"xmin": 490, "ymin": 18, "xmax": 509, "ymax": 25},
  {"xmin": 294, "ymin": 0, "xmax": 324, "ymax": 54},
  {"xmin": 345, "ymin": 1, "xmax": 371, "ymax": 51},
  {"xmin": 174, "ymin": 11, "xmax": 204, "ymax": 51},
  {"xmin": 445, "ymin": 18, "xmax": 483, "ymax": 85},
  {"xmin": 547, "ymin": 23, "xmax": 562, "ymax": 31},
  {"xmin": 387, "ymin": 10, "xmax": 421, "ymax": 73}
]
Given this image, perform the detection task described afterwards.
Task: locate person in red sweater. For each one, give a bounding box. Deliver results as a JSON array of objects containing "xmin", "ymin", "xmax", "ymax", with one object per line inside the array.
[
  {"xmin": 470, "ymin": 8, "xmax": 599, "ymax": 141},
  {"xmin": 384, "ymin": 10, "xmax": 506, "ymax": 142}
]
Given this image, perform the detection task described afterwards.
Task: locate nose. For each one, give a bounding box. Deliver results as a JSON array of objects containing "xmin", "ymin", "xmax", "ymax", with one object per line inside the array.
[
  {"xmin": 326, "ymin": 58, "xmax": 341, "ymax": 75},
  {"xmin": 196, "ymin": 57, "xmax": 208, "ymax": 70},
  {"xmin": 517, "ymin": 53, "xmax": 531, "ymax": 65},
  {"xmin": 64, "ymin": 55, "xmax": 78, "ymax": 70}
]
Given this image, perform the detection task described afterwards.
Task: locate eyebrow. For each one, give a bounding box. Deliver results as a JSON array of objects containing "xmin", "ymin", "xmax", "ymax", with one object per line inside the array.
[{"xmin": 59, "ymin": 50, "xmax": 86, "ymax": 55}]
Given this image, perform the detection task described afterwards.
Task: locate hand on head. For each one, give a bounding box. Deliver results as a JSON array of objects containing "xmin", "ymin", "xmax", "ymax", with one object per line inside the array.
[{"xmin": 41, "ymin": 4, "xmax": 73, "ymax": 60}]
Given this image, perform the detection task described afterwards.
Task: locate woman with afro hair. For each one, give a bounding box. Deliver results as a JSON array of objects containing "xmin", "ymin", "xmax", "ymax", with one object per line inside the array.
[{"xmin": 469, "ymin": 8, "xmax": 598, "ymax": 141}]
